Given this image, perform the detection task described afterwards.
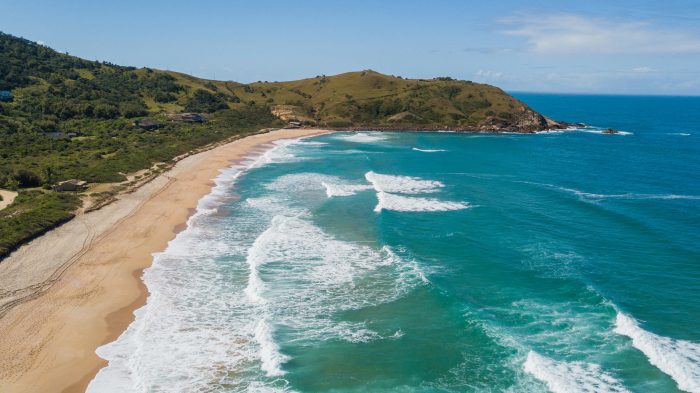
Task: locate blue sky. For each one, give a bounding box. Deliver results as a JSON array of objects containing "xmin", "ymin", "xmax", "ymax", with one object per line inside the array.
[{"xmin": 2, "ymin": 0, "xmax": 700, "ymax": 94}]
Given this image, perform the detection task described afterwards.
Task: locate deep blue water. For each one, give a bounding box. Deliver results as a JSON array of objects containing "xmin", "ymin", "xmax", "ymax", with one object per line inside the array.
[{"xmin": 90, "ymin": 94, "xmax": 700, "ymax": 393}]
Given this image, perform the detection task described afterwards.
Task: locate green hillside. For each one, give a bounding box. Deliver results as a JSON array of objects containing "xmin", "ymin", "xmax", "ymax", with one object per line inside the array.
[{"xmin": 0, "ymin": 32, "xmax": 561, "ymax": 259}]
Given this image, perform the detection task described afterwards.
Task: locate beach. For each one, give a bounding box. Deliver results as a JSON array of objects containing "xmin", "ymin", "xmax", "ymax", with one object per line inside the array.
[{"xmin": 0, "ymin": 128, "xmax": 329, "ymax": 393}]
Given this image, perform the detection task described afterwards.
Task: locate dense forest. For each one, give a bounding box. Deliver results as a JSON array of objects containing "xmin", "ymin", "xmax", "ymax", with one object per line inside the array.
[{"xmin": 0, "ymin": 32, "xmax": 557, "ymax": 259}]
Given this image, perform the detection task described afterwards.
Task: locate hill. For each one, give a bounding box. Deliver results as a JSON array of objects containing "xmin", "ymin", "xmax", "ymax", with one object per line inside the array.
[{"xmin": 0, "ymin": 32, "xmax": 563, "ymax": 259}]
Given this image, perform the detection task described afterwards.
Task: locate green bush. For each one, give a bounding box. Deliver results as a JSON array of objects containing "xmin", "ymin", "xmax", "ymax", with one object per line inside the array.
[
  {"xmin": 184, "ymin": 89, "xmax": 228, "ymax": 113},
  {"xmin": 14, "ymin": 169, "xmax": 42, "ymax": 188}
]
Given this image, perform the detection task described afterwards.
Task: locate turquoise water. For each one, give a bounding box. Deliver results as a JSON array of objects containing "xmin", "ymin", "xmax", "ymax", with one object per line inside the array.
[{"xmin": 89, "ymin": 95, "xmax": 700, "ymax": 393}]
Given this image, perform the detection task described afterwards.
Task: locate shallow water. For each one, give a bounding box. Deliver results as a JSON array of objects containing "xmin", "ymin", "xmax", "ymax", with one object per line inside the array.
[{"xmin": 89, "ymin": 94, "xmax": 700, "ymax": 392}]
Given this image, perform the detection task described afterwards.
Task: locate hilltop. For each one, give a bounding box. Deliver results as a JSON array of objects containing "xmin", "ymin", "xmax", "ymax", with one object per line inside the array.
[
  {"xmin": 0, "ymin": 32, "xmax": 563, "ymax": 259},
  {"xmin": 161, "ymin": 70, "xmax": 563, "ymax": 132}
]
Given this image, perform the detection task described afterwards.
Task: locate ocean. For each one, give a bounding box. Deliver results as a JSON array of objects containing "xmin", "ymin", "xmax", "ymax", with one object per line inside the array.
[{"xmin": 88, "ymin": 94, "xmax": 700, "ymax": 393}]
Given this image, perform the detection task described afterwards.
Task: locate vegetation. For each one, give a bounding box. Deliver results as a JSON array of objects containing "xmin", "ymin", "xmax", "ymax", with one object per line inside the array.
[
  {"xmin": 0, "ymin": 31, "xmax": 554, "ymax": 259},
  {"xmin": 0, "ymin": 191, "xmax": 81, "ymax": 258}
]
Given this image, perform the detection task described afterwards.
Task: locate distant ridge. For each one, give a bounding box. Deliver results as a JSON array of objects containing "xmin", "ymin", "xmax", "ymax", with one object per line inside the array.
[{"xmin": 0, "ymin": 32, "xmax": 564, "ymax": 133}]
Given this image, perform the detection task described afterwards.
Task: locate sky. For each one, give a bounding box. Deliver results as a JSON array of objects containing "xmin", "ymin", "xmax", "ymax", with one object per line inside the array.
[{"xmin": 2, "ymin": 0, "xmax": 700, "ymax": 95}]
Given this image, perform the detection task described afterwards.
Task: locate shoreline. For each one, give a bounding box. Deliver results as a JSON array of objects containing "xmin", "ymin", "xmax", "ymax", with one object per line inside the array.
[{"xmin": 0, "ymin": 128, "xmax": 330, "ymax": 393}]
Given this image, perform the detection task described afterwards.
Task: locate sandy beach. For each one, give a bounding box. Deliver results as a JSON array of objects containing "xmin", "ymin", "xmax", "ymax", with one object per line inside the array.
[{"xmin": 0, "ymin": 128, "xmax": 330, "ymax": 393}]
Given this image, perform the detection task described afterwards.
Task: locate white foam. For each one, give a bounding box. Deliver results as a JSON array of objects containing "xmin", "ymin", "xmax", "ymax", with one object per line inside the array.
[
  {"xmin": 296, "ymin": 140, "xmax": 328, "ymax": 146},
  {"xmin": 365, "ymin": 171, "xmax": 444, "ymax": 194},
  {"xmin": 523, "ymin": 351, "xmax": 631, "ymax": 393},
  {"xmin": 577, "ymin": 127, "xmax": 633, "ymax": 136},
  {"xmin": 667, "ymin": 133, "xmax": 691, "ymax": 136},
  {"xmin": 322, "ymin": 182, "xmax": 373, "ymax": 197},
  {"xmin": 241, "ymin": 214, "xmax": 428, "ymax": 348},
  {"xmin": 246, "ymin": 139, "xmax": 306, "ymax": 168},
  {"xmin": 374, "ymin": 191, "xmax": 470, "ymax": 212},
  {"xmin": 336, "ymin": 132, "xmax": 388, "ymax": 143},
  {"xmin": 614, "ymin": 312, "xmax": 700, "ymax": 393},
  {"xmin": 519, "ymin": 181, "xmax": 700, "ymax": 202},
  {"xmin": 88, "ymin": 139, "xmax": 326, "ymax": 392},
  {"xmin": 412, "ymin": 147, "xmax": 447, "ymax": 152},
  {"xmin": 254, "ymin": 319, "xmax": 290, "ymax": 376}
]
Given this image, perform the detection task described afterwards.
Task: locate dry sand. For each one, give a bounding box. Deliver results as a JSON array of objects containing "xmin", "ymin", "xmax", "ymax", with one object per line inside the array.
[
  {"xmin": 0, "ymin": 190, "xmax": 17, "ymax": 211},
  {"xmin": 0, "ymin": 128, "xmax": 330, "ymax": 393}
]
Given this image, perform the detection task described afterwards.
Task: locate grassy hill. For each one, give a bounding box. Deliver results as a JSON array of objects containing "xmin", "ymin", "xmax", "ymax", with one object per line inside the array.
[{"xmin": 0, "ymin": 32, "xmax": 561, "ymax": 259}]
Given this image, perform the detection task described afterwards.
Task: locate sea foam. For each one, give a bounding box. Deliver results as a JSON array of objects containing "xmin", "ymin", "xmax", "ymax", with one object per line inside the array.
[
  {"xmin": 614, "ymin": 312, "xmax": 700, "ymax": 393},
  {"xmin": 523, "ymin": 351, "xmax": 631, "ymax": 393},
  {"xmin": 88, "ymin": 140, "xmax": 309, "ymax": 392},
  {"xmin": 374, "ymin": 191, "xmax": 470, "ymax": 212},
  {"xmin": 365, "ymin": 171, "xmax": 444, "ymax": 194},
  {"xmin": 336, "ymin": 132, "xmax": 389, "ymax": 143},
  {"xmin": 322, "ymin": 182, "xmax": 373, "ymax": 197}
]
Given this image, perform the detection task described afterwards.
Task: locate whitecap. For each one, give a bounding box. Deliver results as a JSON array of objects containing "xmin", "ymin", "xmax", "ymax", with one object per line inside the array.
[
  {"xmin": 374, "ymin": 191, "xmax": 470, "ymax": 212},
  {"xmin": 365, "ymin": 171, "xmax": 444, "ymax": 194},
  {"xmin": 253, "ymin": 318, "xmax": 290, "ymax": 376},
  {"xmin": 336, "ymin": 132, "xmax": 388, "ymax": 143},
  {"xmin": 322, "ymin": 182, "xmax": 373, "ymax": 197},
  {"xmin": 614, "ymin": 312, "xmax": 700, "ymax": 393},
  {"xmin": 412, "ymin": 147, "xmax": 447, "ymax": 152},
  {"xmin": 523, "ymin": 351, "xmax": 631, "ymax": 393}
]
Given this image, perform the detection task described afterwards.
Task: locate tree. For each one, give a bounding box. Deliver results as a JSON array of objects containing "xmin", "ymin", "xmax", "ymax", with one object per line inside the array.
[
  {"xmin": 184, "ymin": 89, "xmax": 228, "ymax": 113},
  {"xmin": 14, "ymin": 169, "xmax": 42, "ymax": 188},
  {"xmin": 43, "ymin": 166, "xmax": 55, "ymax": 185}
]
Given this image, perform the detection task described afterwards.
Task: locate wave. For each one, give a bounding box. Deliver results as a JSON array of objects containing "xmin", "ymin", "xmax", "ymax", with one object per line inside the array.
[
  {"xmin": 523, "ymin": 351, "xmax": 631, "ymax": 393},
  {"xmin": 519, "ymin": 181, "xmax": 700, "ymax": 202},
  {"xmin": 88, "ymin": 171, "xmax": 256, "ymax": 392},
  {"xmin": 88, "ymin": 139, "xmax": 331, "ymax": 392},
  {"xmin": 242, "ymin": 214, "xmax": 428, "ymax": 351},
  {"xmin": 365, "ymin": 171, "xmax": 444, "ymax": 194},
  {"xmin": 578, "ymin": 128, "xmax": 633, "ymax": 136},
  {"xmin": 253, "ymin": 318, "xmax": 289, "ymax": 377},
  {"xmin": 412, "ymin": 147, "xmax": 447, "ymax": 152},
  {"xmin": 614, "ymin": 312, "xmax": 700, "ymax": 393},
  {"xmin": 667, "ymin": 133, "xmax": 691, "ymax": 136},
  {"xmin": 375, "ymin": 191, "xmax": 470, "ymax": 212},
  {"xmin": 322, "ymin": 182, "xmax": 373, "ymax": 197},
  {"xmin": 336, "ymin": 132, "xmax": 388, "ymax": 143}
]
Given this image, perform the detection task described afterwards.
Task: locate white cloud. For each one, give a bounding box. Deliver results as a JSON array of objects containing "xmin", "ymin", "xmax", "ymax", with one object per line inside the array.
[
  {"xmin": 502, "ymin": 13, "xmax": 700, "ymax": 54},
  {"xmin": 632, "ymin": 66, "xmax": 656, "ymax": 73},
  {"xmin": 475, "ymin": 69, "xmax": 503, "ymax": 80},
  {"xmin": 37, "ymin": 40, "xmax": 45, "ymax": 46}
]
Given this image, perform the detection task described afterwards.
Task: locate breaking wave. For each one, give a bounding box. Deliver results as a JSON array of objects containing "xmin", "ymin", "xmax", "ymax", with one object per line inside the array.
[
  {"xmin": 614, "ymin": 312, "xmax": 700, "ymax": 393},
  {"xmin": 365, "ymin": 171, "xmax": 444, "ymax": 194},
  {"xmin": 523, "ymin": 351, "xmax": 631, "ymax": 393},
  {"xmin": 336, "ymin": 132, "xmax": 389, "ymax": 143},
  {"xmin": 321, "ymin": 182, "xmax": 373, "ymax": 197},
  {"xmin": 374, "ymin": 191, "xmax": 470, "ymax": 212}
]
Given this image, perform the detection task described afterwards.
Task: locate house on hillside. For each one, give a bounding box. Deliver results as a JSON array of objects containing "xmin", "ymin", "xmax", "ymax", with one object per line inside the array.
[
  {"xmin": 0, "ymin": 91, "xmax": 13, "ymax": 102},
  {"xmin": 132, "ymin": 119, "xmax": 161, "ymax": 130},
  {"xmin": 54, "ymin": 179, "xmax": 88, "ymax": 192}
]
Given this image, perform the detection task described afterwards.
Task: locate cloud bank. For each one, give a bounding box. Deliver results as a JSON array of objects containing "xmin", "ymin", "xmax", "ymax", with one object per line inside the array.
[{"xmin": 503, "ymin": 13, "xmax": 700, "ymax": 55}]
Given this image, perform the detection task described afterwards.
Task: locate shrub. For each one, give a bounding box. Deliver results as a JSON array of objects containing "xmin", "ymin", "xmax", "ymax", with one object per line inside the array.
[
  {"xmin": 14, "ymin": 169, "xmax": 42, "ymax": 188},
  {"xmin": 184, "ymin": 89, "xmax": 228, "ymax": 113}
]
